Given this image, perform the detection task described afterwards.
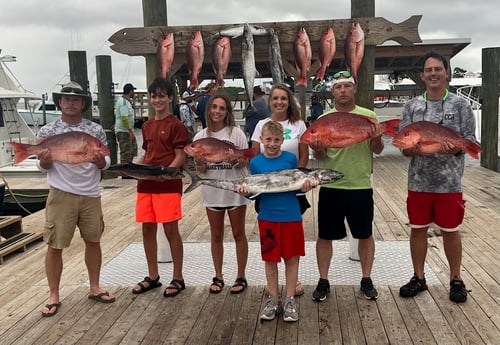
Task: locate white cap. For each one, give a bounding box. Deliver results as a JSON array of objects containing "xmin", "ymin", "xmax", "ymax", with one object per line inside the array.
[
  {"xmin": 182, "ymin": 91, "xmax": 193, "ymax": 99},
  {"xmin": 331, "ymin": 76, "xmax": 356, "ymax": 86}
]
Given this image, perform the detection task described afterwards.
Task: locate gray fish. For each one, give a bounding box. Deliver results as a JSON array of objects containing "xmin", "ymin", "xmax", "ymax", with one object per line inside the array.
[
  {"xmin": 108, "ymin": 162, "xmax": 184, "ymax": 180},
  {"xmin": 184, "ymin": 168, "xmax": 344, "ymax": 196},
  {"xmin": 268, "ymin": 28, "xmax": 285, "ymax": 84},
  {"xmin": 242, "ymin": 23, "xmax": 258, "ymax": 107},
  {"xmin": 210, "ymin": 23, "xmax": 269, "ymax": 42}
]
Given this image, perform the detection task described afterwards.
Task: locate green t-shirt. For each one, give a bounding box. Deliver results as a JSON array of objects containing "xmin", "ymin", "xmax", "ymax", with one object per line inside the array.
[{"xmin": 319, "ymin": 105, "xmax": 377, "ymax": 190}]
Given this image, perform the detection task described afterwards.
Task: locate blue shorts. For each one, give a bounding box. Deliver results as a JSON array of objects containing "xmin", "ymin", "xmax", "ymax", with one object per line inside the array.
[{"xmin": 317, "ymin": 187, "xmax": 373, "ymax": 240}]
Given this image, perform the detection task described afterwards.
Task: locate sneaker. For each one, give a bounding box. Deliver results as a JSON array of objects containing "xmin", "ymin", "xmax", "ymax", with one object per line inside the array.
[
  {"xmin": 449, "ymin": 279, "xmax": 468, "ymax": 303},
  {"xmin": 312, "ymin": 278, "xmax": 330, "ymax": 302},
  {"xmin": 260, "ymin": 295, "xmax": 281, "ymax": 321},
  {"xmin": 399, "ymin": 274, "xmax": 428, "ymax": 297},
  {"xmin": 282, "ymin": 296, "xmax": 299, "ymax": 322},
  {"xmin": 360, "ymin": 277, "xmax": 379, "ymax": 300}
]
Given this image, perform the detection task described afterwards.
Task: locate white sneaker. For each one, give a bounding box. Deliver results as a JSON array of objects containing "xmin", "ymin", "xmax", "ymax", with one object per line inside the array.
[{"xmin": 282, "ymin": 296, "xmax": 298, "ymax": 322}]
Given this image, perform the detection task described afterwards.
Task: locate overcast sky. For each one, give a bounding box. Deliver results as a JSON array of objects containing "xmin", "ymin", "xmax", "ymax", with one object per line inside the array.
[{"xmin": 1, "ymin": 0, "xmax": 498, "ymax": 97}]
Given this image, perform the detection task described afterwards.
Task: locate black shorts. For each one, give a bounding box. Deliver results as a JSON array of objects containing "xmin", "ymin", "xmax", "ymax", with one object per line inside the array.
[{"xmin": 317, "ymin": 187, "xmax": 374, "ymax": 240}]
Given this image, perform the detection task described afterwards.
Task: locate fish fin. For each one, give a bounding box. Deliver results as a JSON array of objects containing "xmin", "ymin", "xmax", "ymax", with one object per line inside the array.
[
  {"xmin": 183, "ymin": 172, "xmax": 202, "ymax": 193},
  {"xmin": 462, "ymin": 140, "xmax": 482, "ymax": 159},
  {"xmin": 243, "ymin": 148, "xmax": 256, "ymax": 160},
  {"xmin": 297, "ymin": 167, "xmax": 312, "ymax": 173},
  {"xmin": 381, "ymin": 119, "xmax": 403, "ymax": 137},
  {"xmin": 8, "ymin": 142, "xmax": 32, "ymax": 164}
]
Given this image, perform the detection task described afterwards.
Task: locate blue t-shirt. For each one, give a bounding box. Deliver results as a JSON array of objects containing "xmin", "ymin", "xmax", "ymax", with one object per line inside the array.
[{"xmin": 249, "ymin": 151, "xmax": 302, "ymax": 222}]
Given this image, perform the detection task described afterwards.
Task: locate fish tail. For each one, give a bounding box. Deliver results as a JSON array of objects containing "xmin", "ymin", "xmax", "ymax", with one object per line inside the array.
[
  {"xmin": 296, "ymin": 75, "xmax": 307, "ymax": 87},
  {"xmin": 462, "ymin": 140, "xmax": 482, "ymax": 159},
  {"xmin": 316, "ymin": 66, "xmax": 326, "ymax": 80},
  {"xmin": 8, "ymin": 142, "xmax": 33, "ymax": 164},
  {"xmin": 381, "ymin": 119, "xmax": 403, "ymax": 137},
  {"xmin": 243, "ymin": 148, "xmax": 256, "ymax": 160},
  {"xmin": 183, "ymin": 168, "xmax": 202, "ymax": 193}
]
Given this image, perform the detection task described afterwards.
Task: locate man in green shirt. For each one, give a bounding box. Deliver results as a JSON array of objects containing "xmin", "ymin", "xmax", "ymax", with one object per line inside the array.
[
  {"xmin": 308, "ymin": 71, "xmax": 383, "ymax": 302},
  {"xmin": 114, "ymin": 83, "xmax": 138, "ymax": 164}
]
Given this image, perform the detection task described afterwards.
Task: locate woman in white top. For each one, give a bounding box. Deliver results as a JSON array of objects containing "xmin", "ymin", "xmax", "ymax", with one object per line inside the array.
[
  {"xmin": 250, "ymin": 83, "xmax": 309, "ymax": 295},
  {"xmin": 193, "ymin": 94, "xmax": 250, "ymax": 294}
]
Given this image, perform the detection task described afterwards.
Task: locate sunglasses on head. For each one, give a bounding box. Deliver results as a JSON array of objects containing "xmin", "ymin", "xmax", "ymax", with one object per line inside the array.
[
  {"xmin": 61, "ymin": 87, "xmax": 85, "ymax": 95},
  {"xmin": 333, "ymin": 71, "xmax": 352, "ymax": 79}
]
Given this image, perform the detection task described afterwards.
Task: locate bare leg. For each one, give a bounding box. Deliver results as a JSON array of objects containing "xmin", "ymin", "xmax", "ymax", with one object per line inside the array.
[
  {"xmin": 43, "ymin": 246, "xmax": 63, "ymax": 314},
  {"xmin": 265, "ymin": 261, "xmax": 279, "ymax": 297},
  {"xmin": 227, "ymin": 205, "xmax": 248, "ymax": 281},
  {"xmin": 358, "ymin": 236, "xmax": 375, "ymax": 278},
  {"xmin": 132, "ymin": 222, "xmax": 159, "ymax": 292},
  {"xmin": 316, "ymin": 238, "xmax": 333, "ymax": 279},
  {"xmin": 284, "ymin": 256, "xmax": 299, "ymax": 298},
  {"xmin": 85, "ymin": 240, "xmax": 115, "ymax": 301},
  {"xmin": 409, "ymin": 227, "xmax": 429, "ymax": 279},
  {"xmin": 442, "ymin": 231, "xmax": 463, "ymax": 280},
  {"xmin": 163, "ymin": 220, "xmax": 184, "ymax": 294},
  {"xmin": 206, "ymin": 208, "xmax": 225, "ymax": 291}
]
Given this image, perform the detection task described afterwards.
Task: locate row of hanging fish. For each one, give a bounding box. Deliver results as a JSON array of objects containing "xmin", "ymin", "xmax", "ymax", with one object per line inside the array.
[{"xmin": 155, "ymin": 21, "xmax": 365, "ymax": 91}]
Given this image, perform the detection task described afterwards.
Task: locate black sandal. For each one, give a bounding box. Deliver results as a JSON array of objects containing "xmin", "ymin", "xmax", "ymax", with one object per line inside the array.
[
  {"xmin": 230, "ymin": 277, "xmax": 248, "ymax": 294},
  {"xmin": 132, "ymin": 276, "xmax": 162, "ymax": 294},
  {"xmin": 163, "ymin": 279, "xmax": 185, "ymax": 298},
  {"xmin": 209, "ymin": 277, "xmax": 225, "ymax": 294}
]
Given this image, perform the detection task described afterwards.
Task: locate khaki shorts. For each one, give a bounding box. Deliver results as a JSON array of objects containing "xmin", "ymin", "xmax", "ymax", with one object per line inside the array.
[{"xmin": 44, "ymin": 187, "xmax": 104, "ymax": 249}]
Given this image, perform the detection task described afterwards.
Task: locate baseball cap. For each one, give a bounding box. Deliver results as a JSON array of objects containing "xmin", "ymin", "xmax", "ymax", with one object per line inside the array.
[{"xmin": 123, "ymin": 83, "xmax": 136, "ymax": 93}]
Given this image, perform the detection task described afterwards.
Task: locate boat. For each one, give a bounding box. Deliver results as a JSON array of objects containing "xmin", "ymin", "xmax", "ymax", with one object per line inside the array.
[
  {"xmin": 0, "ymin": 50, "xmax": 48, "ymax": 216},
  {"xmin": 18, "ymin": 96, "xmax": 61, "ymax": 127}
]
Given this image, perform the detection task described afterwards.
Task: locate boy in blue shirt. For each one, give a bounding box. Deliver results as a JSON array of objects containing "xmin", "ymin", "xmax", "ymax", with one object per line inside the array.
[{"xmin": 237, "ymin": 120, "xmax": 313, "ymax": 322}]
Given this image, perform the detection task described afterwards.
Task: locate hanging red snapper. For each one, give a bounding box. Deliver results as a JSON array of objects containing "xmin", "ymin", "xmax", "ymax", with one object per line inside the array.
[
  {"xmin": 212, "ymin": 36, "xmax": 231, "ymax": 87},
  {"xmin": 393, "ymin": 121, "xmax": 482, "ymax": 159},
  {"xmin": 184, "ymin": 137, "xmax": 255, "ymax": 163},
  {"xmin": 293, "ymin": 27, "xmax": 312, "ymax": 87},
  {"xmin": 316, "ymin": 27, "xmax": 336, "ymax": 81},
  {"xmin": 300, "ymin": 112, "xmax": 401, "ymax": 148},
  {"xmin": 157, "ymin": 32, "xmax": 175, "ymax": 79},
  {"xmin": 9, "ymin": 131, "xmax": 110, "ymax": 165},
  {"xmin": 344, "ymin": 21, "xmax": 364, "ymax": 83},
  {"xmin": 186, "ymin": 31, "xmax": 204, "ymax": 89}
]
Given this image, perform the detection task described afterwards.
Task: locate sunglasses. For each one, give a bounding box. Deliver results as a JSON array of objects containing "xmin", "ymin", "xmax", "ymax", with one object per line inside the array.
[
  {"xmin": 332, "ymin": 71, "xmax": 352, "ymax": 79},
  {"xmin": 61, "ymin": 87, "xmax": 86, "ymax": 95}
]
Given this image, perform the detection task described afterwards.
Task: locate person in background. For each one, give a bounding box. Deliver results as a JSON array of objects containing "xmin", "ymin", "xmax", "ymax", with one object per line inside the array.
[
  {"xmin": 114, "ymin": 83, "xmax": 138, "ymax": 165},
  {"xmin": 192, "ymin": 94, "xmax": 250, "ymax": 294},
  {"xmin": 308, "ymin": 70, "xmax": 383, "ymax": 302},
  {"xmin": 250, "ymin": 83, "xmax": 309, "ymax": 296},
  {"xmin": 132, "ymin": 78, "xmax": 189, "ymax": 299},
  {"xmin": 238, "ymin": 120, "xmax": 313, "ymax": 322},
  {"xmin": 179, "ymin": 90, "xmax": 197, "ymax": 142},
  {"xmin": 196, "ymin": 82, "xmax": 217, "ymax": 128},
  {"xmin": 398, "ymin": 51, "xmax": 474, "ymax": 303},
  {"xmin": 37, "ymin": 81, "xmax": 115, "ymax": 317},
  {"xmin": 309, "ymin": 94, "xmax": 324, "ymax": 123},
  {"xmin": 243, "ymin": 85, "xmax": 270, "ymax": 142}
]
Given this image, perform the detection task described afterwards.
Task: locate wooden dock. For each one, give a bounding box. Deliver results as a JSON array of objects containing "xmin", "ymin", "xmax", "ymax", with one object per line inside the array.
[{"xmin": 0, "ymin": 150, "xmax": 499, "ymax": 345}]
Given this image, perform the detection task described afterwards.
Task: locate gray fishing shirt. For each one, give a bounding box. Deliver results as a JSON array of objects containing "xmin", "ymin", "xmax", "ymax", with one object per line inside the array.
[{"xmin": 399, "ymin": 92, "xmax": 476, "ymax": 193}]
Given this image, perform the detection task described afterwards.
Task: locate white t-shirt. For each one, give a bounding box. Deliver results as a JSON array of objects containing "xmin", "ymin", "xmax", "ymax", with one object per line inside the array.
[{"xmin": 193, "ymin": 126, "xmax": 250, "ymax": 207}]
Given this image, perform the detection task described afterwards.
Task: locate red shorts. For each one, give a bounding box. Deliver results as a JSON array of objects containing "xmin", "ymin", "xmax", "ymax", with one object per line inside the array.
[
  {"xmin": 407, "ymin": 191, "xmax": 465, "ymax": 232},
  {"xmin": 258, "ymin": 220, "xmax": 305, "ymax": 262},
  {"xmin": 136, "ymin": 192, "xmax": 182, "ymax": 223}
]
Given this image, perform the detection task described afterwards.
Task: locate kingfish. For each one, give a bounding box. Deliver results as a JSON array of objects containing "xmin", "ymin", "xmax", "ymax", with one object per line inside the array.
[
  {"xmin": 393, "ymin": 121, "xmax": 482, "ymax": 159},
  {"xmin": 184, "ymin": 168, "xmax": 344, "ymax": 196},
  {"xmin": 293, "ymin": 27, "xmax": 312, "ymax": 87},
  {"xmin": 344, "ymin": 21, "xmax": 364, "ymax": 83},
  {"xmin": 9, "ymin": 131, "xmax": 109, "ymax": 165},
  {"xmin": 107, "ymin": 162, "xmax": 185, "ymax": 180},
  {"xmin": 157, "ymin": 32, "xmax": 175, "ymax": 79},
  {"xmin": 268, "ymin": 28, "xmax": 285, "ymax": 84},
  {"xmin": 242, "ymin": 23, "xmax": 258, "ymax": 106},
  {"xmin": 186, "ymin": 31, "xmax": 205, "ymax": 89},
  {"xmin": 210, "ymin": 24, "xmax": 269, "ymax": 42},
  {"xmin": 212, "ymin": 36, "xmax": 231, "ymax": 87},
  {"xmin": 300, "ymin": 112, "xmax": 401, "ymax": 148},
  {"xmin": 316, "ymin": 27, "xmax": 336, "ymax": 80}
]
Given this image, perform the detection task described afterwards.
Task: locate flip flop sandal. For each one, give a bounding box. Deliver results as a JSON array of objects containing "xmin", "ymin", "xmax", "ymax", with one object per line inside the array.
[
  {"xmin": 230, "ymin": 277, "xmax": 248, "ymax": 294},
  {"xmin": 88, "ymin": 291, "xmax": 116, "ymax": 303},
  {"xmin": 163, "ymin": 279, "xmax": 185, "ymax": 298},
  {"xmin": 209, "ymin": 277, "xmax": 225, "ymax": 294},
  {"xmin": 132, "ymin": 276, "xmax": 162, "ymax": 294},
  {"xmin": 41, "ymin": 302, "xmax": 61, "ymax": 317},
  {"xmin": 295, "ymin": 281, "xmax": 305, "ymax": 296}
]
